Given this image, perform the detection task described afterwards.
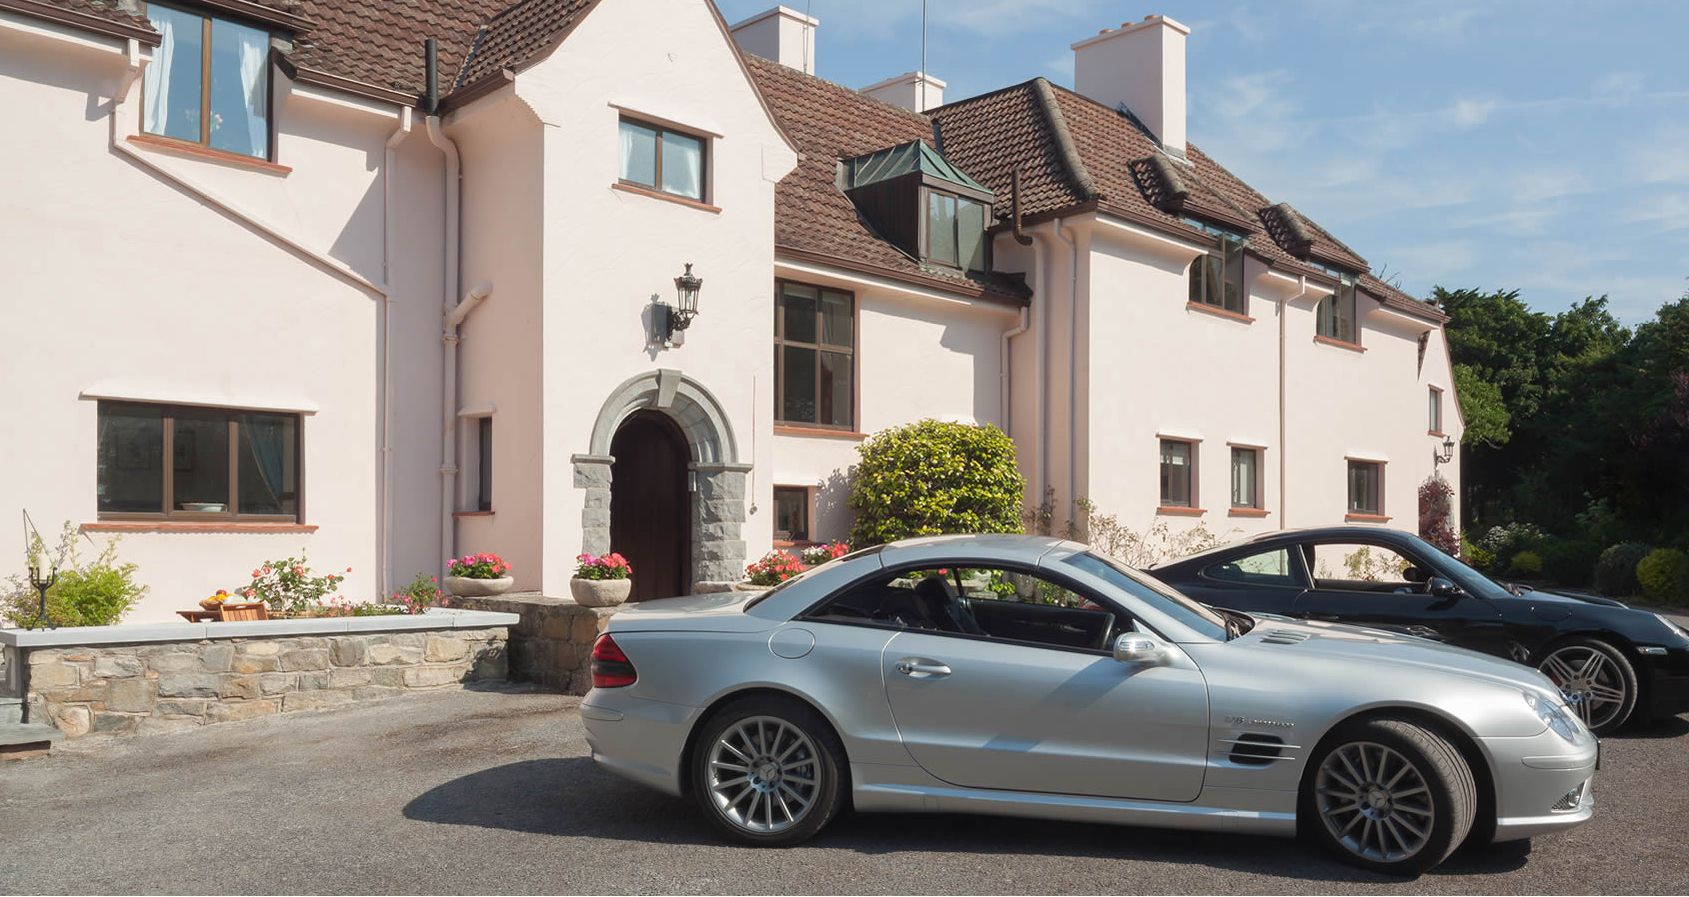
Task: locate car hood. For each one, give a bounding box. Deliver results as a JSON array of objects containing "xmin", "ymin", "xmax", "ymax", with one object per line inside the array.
[
  {"xmin": 1242, "ymin": 616, "xmax": 1559, "ymax": 695},
  {"xmin": 1521, "ymin": 587, "xmax": 1628, "ymax": 608}
]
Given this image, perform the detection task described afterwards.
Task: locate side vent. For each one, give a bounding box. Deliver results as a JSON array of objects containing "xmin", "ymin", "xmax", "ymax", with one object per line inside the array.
[
  {"xmin": 1227, "ymin": 733, "xmax": 1284, "ymax": 765},
  {"xmin": 1259, "ymin": 629, "xmax": 1311, "ymax": 645}
]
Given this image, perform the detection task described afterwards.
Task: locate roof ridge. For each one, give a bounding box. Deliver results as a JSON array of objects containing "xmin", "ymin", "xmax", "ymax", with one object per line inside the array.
[{"xmin": 1032, "ymin": 78, "xmax": 1098, "ymax": 202}]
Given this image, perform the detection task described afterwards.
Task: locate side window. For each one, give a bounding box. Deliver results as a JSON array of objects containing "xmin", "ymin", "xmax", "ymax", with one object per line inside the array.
[
  {"xmin": 810, "ymin": 566, "xmax": 1127, "ymax": 653},
  {"xmin": 1205, "ymin": 548, "xmax": 1300, "ymax": 587},
  {"xmin": 1305, "ymin": 543, "xmax": 1424, "ymax": 592}
]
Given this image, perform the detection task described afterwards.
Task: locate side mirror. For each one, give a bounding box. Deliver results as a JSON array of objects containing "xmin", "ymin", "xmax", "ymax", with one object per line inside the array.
[
  {"xmin": 1113, "ymin": 633, "xmax": 1165, "ymax": 665},
  {"xmin": 1427, "ymin": 576, "xmax": 1464, "ymax": 599}
]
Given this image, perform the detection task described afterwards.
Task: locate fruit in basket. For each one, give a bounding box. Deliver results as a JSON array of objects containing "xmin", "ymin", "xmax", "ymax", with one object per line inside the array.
[{"xmin": 199, "ymin": 589, "xmax": 230, "ymax": 611}]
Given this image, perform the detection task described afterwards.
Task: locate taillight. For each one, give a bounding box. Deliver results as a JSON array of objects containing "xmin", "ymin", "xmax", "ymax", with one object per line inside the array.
[{"xmin": 591, "ymin": 633, "xmax": 637, "ymax": 688}]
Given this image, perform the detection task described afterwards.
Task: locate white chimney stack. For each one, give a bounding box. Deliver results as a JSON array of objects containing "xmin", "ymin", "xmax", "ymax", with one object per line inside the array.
[
  {"xmin": 729, "ymin": 6, "xmax": 818, "ymax": 75},
  {"xmin": 861, "ymin": 71, "xmax": 947, "ymax": 112},
  {"xmin": 1072, "ymin": 14, "xmax": 1189, "ymax": 153}
]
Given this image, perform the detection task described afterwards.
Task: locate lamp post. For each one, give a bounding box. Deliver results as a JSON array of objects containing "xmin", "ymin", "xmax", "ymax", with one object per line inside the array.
[
  {"xmin": 1432, "ymin": 434, "xmax": 1456, "ymax": 468},
  {"xmin": 660, "ymin": 262, "xmax": 702, "ymax": 346}
]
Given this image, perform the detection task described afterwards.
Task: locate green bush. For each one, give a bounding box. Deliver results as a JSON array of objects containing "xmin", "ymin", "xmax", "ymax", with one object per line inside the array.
[
  {"xmin": 1537, "ymin": 538, "xmax": 1601, "ymax": 588},
  {"xmin": 849, "ymin": 419, "xmax": 1026, "ymax": 547},
  {"xmin": 2, "ymin": 523, "xmax": 146, "ymax": 628},
  {"xmin": 1594, "ymin": 541, "xmax": 1653, "ymax": 597},
  {"xmin": 1507, "ymin": 550, "xmax": 1543, "ymax": 578},
  {"xmin": 1637, "ymin": 549, "xmax": 1689, "ymax": 603},
  {"xmin": 1461, "ymin": 536, "xmax": 1495, "ymax": 573}
]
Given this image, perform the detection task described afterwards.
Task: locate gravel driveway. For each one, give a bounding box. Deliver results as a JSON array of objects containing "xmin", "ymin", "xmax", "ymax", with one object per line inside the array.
[{"xmin": 2, "ymin": 687, "xmax": 1686, "ymax": 894}]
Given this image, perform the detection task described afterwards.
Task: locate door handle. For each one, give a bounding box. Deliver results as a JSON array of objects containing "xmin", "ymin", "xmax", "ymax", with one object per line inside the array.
[{"xmin": 894, "ymin": 658, "xmax": 952, "ymax": 678}]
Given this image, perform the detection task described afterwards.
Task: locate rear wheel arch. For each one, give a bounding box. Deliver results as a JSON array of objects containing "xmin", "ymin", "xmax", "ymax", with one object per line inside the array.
[{"xmin": 678, "ymin": 686, "xmax": 852, "ymax": 800}]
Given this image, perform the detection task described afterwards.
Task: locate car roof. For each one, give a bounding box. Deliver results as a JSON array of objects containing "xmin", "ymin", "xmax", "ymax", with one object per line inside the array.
[
  {"xmin": 876, "ymin": 533, "xmax": 1082, "ymax": 566},
  {"xmin": 1155, "ymin": 525, "xmax": 1416, "ymax": 571}
]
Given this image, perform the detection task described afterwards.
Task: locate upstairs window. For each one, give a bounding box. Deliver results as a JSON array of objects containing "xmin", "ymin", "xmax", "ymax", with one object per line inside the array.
[
  {"xmin": 1159, "ymin": 439, "xmax": 1196, "ymax": 509},
  {"xmin": 618, "ymin": 118, "xmax": 705, "ymax": 201},
  {"xmin": 924, "ymin": 190, "xmax": 988, "ymax": 271},
  {"xmin": 1188, "ymin": 231, "xmax": 1246, "ymax": 314},
  {"xmin": 775, "ymin": 280, "xmax": 854, "ymax": 429},
  {"xmin": 97, "ymin": 401, "xmax": 300, "ymax": 521},
  {"xmin": 1347, "ymin": 460, "xmax": 1384, "ymax": 517},
  {"xmin": 1428, "ymin": 387, "xmax": 1444, "ymax": 435},
  {"xmin": 142, "ymin": 4, "xmax": 271, "ymax": 160},
  {"xmin": 1316, "ymin": 271, "xmax": 1358, "ymax": 343}
]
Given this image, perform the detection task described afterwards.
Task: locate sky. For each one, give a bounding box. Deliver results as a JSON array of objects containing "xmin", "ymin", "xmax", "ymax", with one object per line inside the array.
[{"xmin": 716, "ymin": 0, "xmax": 1689, "ymax": 324}]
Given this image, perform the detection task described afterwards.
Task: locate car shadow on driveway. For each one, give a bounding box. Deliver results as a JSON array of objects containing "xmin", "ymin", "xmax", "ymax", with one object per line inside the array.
[{"xmin": 405, "ymin": 758, "xmax": 1532, "ymax": 883}]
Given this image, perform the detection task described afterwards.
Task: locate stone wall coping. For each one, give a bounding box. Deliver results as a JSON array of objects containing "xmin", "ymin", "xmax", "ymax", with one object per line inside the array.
[{"xmin": 0, "ymin": 608, "xmax": 520, "ymax": 649}]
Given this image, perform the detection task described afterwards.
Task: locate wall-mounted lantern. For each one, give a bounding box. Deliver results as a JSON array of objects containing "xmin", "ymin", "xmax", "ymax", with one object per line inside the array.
[
  {"xmin": 1432, "ymin": 434, "xmax": 1456, "ymax": 468},
  {"xmin": 658, "ymin": 263, "xmax": 702, "ymax": 347}
]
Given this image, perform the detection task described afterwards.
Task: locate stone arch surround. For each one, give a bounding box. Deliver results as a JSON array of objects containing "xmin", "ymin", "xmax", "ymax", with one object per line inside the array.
[{"xmin": 571, "ymin": 369, "xmax": 749, "ymax": 590}]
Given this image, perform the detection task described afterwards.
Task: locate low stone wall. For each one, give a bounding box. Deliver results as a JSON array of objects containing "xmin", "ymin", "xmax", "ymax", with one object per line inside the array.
[
  {"xmin": 22, "ymin": 628, "xmax": 508, "ymax": 738},
  {"xmin": 452, "ymin": 593, "xmax": 618, "ymax": 695}
]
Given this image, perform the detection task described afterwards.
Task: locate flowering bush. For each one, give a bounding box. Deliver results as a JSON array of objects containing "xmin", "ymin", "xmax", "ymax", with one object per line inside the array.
[
  {"xmin": 745, "ymin": 550, "xmax": 807, "ymax": 586},
  {"xmin": 799, "ymin": 542, "xmax": 850, "ymax": 566},
  {"xmin": 447, "ymin": 552, "xmax": 510, "ymax": 580},
  {"xmin": 241, "ymin": 555, "xmax": 348, "ymax": 616},
  {"xmin": 309, "ymin": 597, "xmax": 404, "ymax": 618},
  {"xmin": 390, "ymin": 573, "xmax": 449, "ymax": 615},
  {"xmin": 574, "ymin": 552, "xmax": 631, "ymax": 581}
]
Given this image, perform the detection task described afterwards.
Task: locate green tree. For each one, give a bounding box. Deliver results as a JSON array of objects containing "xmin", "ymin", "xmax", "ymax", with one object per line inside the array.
[{"xmin": 1451, "ymin": 364, "xmax": 1510, "ymax": 447}]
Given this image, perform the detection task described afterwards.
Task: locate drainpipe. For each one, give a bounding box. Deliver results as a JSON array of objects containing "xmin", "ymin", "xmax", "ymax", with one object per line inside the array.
[
  {"xmin": 442, "ymin": 284, "xmax": 492, "ymax": 570},
  {"xmin": 1034, "ymin": 228, "xmax": 1051, "ymax": 513},
  {"xmin": 379, "ymin": 106, "xmax": 413, "ymax": 595},
  {"xmin": 1000, "ymin": 168, "xmax": 1033, "ymax": 434},
  {"xmin": 1281, "ymin": 275, "xmax": 1307, "ymax": 526},
  {"xmin": 1055, "ymin": 218, "xmax": 1079, "ymax": 524}
]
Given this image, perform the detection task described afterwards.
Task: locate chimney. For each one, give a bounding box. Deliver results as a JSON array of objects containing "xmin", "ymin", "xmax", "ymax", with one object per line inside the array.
[
  {"xmin": 1071, "ymin": 14, "xmax": 1189, "ymax": 153},
  {"xmin": 729, "ymin": 6, "xmax": 818, "ymax": 75},
  {"xmin": 861, "ymin": 71, "xmax": 946, "ymax": 113}
]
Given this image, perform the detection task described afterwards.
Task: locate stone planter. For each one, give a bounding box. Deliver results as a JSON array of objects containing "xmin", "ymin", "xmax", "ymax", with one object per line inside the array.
[
  {"xmin": 570, "ymin": 577, "xmax": 631, "ymax": 608},
  {"xmin": 445, "ymin": 575, "xmax": 515, "ymax": 598}
]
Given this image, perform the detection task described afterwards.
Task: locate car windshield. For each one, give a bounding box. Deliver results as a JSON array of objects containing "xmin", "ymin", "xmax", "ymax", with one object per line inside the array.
[
  {"xmin": 1398, "ymin": 533, "xmax": 1514, "ymax": 601},
  {"xmin": 1062, "ymin": 551, "xmax": 1230, "ymax": 641}
]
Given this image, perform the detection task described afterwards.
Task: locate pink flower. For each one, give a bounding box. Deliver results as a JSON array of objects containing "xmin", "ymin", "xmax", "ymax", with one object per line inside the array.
[{"xmin": 251, "ymin": 569, "xmax": 260, "ymax": 578}]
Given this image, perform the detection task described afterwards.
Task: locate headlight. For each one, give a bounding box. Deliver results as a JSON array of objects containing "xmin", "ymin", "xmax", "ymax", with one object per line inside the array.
[
  {"xmin": 1653, "ymin": 613, "xmax": 1689, "ymax": 642},
  {"xmin": 1523, "ymin": 690, "xmax": 1584, "ymax": 743}
]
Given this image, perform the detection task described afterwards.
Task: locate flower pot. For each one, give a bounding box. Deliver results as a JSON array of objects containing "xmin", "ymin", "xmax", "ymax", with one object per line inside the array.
[
  {"xmin": 571, "ymin": 577, "xmax": 631, "ymax": 607},
  {"xmin": 444, "ymin": 575, "xmax": 515, "ymax": 597}
]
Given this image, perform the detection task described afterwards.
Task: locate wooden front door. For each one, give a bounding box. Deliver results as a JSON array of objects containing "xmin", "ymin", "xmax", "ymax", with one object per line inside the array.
[{"xmin": 610, "ymin": 411, "xmax": 689, "ymax": 601}]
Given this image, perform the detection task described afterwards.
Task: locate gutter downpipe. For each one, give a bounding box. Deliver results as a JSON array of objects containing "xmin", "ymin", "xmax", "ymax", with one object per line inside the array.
[
  {"xmin": 1000, "ymin": 169, "xmax": 1034, "ymax": 434},
  {"xmin": 423, "ymin": 39, "xmax": 468, "ymax": 575},
  {"xmin": 1281, "ymin": 275, "xmax": 1307, "ymax": 526},
  {"xmin": 379, "ymin": 106, "xmax": 413, "ymax": 595},
  {"xmin": 1055, "ymin": 217, "xmax": 1079, "ymax": 527},
  {"xmin": 1035, "ymin": 227, "xmax": 1052, "ymax": 512},
  {"xmin": 441, "ymin": 284, "xmax": 491, "ymax": 572}
]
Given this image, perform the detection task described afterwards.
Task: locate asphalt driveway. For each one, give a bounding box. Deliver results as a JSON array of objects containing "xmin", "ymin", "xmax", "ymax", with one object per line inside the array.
[{"xmin": 2, "ymin": 687, "xmax": 1687, "ymax": 894}]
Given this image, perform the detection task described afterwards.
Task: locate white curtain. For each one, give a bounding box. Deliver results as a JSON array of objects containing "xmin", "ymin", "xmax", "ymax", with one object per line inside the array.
[
  {"xmin": 142, "ymin": 12, "xmax": 176, "ymax": 135},
  {"xmin": 662, "ymin": 135, "xmax": 702, "ymax": 199},
  {"xmin": 235, "ymin": 28, "xmax": 269, "ymax": 157}
]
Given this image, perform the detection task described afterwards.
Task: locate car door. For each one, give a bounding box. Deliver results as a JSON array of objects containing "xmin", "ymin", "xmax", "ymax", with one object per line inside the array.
[
  {"xmin": 1290, "ymin": 539, "xmax": 1506, "ymax": 653},
  {"xmin": 877, "ymin": 564, "xmax": 1209, "ymax": 803}
]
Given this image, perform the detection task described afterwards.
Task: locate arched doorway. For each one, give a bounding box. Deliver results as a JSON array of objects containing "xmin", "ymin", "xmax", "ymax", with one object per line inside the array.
[{"xmin": 610, "ymin": 410, "xmax": 689, "ymax": 601}]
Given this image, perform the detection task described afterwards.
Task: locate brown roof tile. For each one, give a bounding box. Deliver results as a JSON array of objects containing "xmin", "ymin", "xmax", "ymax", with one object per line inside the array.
[
  {"xmin": 285, "ymin": 0, "xmax": 512, "ymax": 99},
  {"xmin": 453, "ymin": 0, "xmax": 600, "ymax": 89}
]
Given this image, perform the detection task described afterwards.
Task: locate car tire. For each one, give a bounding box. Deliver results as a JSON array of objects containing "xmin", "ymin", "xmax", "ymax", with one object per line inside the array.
[
  {"xmin": 1302, "ymin": 717, "xmax": 1477, "ymax": 876},
  {"xmin": 689, "ymin": 694, "xmax": 847, "ymax": 847},
  {"xmin": 1533, "ymin": 637, "xmax": 1638, "ymax": 735}
]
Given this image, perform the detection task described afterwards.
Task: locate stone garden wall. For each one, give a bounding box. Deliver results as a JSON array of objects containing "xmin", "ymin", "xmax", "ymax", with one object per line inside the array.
[
  {"xmin": 453, "ymin": 594, "xmax": 617, "ymax": 695},
  {"xmin": 23, "ymin": 628, "xmax": 508, "ymax": 738}
]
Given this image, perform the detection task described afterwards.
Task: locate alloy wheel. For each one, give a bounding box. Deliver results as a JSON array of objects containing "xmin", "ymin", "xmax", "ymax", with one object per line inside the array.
[
  {"xmin": 1539, "ymin": 645, "xmax": 1628, "ymax": 731},
  {"xmin": 1314, "ymin": 741, "xmax": 1434, "ymax": 863},
  {"xmin": 705, "ymin": 715, "xmax": 821, "ymax": 834}
]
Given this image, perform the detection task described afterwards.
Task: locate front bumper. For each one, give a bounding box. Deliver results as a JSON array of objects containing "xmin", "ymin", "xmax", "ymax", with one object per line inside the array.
[
  {"xmin": 1638, "ymin": 645, "xmax": 1689, "ymax": 719},
  {"xmin": 1481, "ymin": 726, "xmax": 1598, "ymax": 842}
]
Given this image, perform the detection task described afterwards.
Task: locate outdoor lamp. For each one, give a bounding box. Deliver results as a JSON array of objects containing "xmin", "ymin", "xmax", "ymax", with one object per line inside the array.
[
  {"xmin": 660, "ymin": 263, "xmax": 702, "ymax": 346},
  {"xmin": 1433, "ymin": 434, "xmax": 1456, "ymax": 467}
]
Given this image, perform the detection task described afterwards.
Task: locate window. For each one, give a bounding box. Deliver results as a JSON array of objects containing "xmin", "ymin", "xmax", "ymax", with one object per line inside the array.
[
  {"xmin": 476, "ymin": 417, "xmax": 493, "ymax": 512},
  {"xmin": 141, "ymin": 4, "xmax": 271, "ymax": 160},
  {"xmin": 97, "ymin": 401, "xmax": 299, "ymax": 520},
  {"xmin": 1159, "ymin": 439, "xmax": 1196, "ymax": 508},
  {"xmin": 773, "ymin": 486, "xmax": 810, "ymax": 543},
  {"xmin": 1184, "ymin": 220, "xmax": 1247, "ymax": 315},
  {"xmin": 1316, "ymin": 273, "xmax": 1358, "ymax": 343},
  {"xmin": 774, "ymin": 281, "xmax": 854, "ymax": 429},
  {"xmin": 618, "ymin": 118, "xmax": 705, "ymax": 201},
  {"xmin": 1229, "ymin": 447, "xmax": 1260, "ymax": 509},
  {"xmin": 924, "ymin": 190, "xmax": 989, "ymax": 271},
  {"xmin": 1347, "ymin": 460, "xmax": 1383, "ymax": 517},
  {"xmin": 1429, "ymin": 387, "xmax": 1444, "ymax": 434},
  {"xmin": 1204, "ymin": 548, "xmax": 1299, "ymax": 587},
  {"xmin": 1305, "ymin": 542, "xmax": 1420, "ymax": 592}
]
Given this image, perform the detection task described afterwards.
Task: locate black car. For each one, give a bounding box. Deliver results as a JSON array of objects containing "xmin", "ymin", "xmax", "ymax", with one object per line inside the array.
[{"xmin": 1150, "ymin": 526, "xmax": 1689, "ymax": 734}]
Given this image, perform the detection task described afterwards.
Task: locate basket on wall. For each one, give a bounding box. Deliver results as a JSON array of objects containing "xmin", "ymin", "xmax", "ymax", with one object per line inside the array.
[{"xmin": 570, "ymin": 577, "xmax": 631, "ymax": 607}]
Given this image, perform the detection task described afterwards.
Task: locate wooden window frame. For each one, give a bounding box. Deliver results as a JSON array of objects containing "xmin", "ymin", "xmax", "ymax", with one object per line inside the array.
[
  {"xmin": 616, "ymin": 116, "xmax": 710, "ymax": 204},
  {"xmin": 1428, "ymin": 386, "xmax": 1445, "ymax": 436},
  {"xmin": 774, "ymin": 279, "xmax": 858, "ymax": 431},
  {"xmin": 1228, "ymin": 444, "xmax": 1264, "ymax": 513},
  {"xmin": 1157, "ymin": 437, "xmax": 1201, "ymax": 514},
  {"xmin": 1316, "ymin": 273, "xmax": 1360, "ymax": 346},
  {"xmin": 1345, "ymin": 458, "xmax": 1386, "ymax": 520},
  {"xmin": 138, "ymin": 3, "xmax": 276, "ymax": 163},
  {"xmin": 96, "ymin": 400, "xmax": 302, "ymax": 523},
  {"xmin": 918, "ymin": 186, "xmax": 992, "ymax": 272},
  {"xmin": 1187, "ymin": 231, "xmax": 1248, "ymax": 317},
  {"xmin": 772, "ymin": 485, "xmax": 816, "ymax": 547},
  {"xmin": 476, "ymin": 416, "xmax": 493, "ymax": 513}
]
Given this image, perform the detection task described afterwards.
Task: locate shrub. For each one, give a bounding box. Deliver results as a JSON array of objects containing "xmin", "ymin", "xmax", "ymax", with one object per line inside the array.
[
  {"xmin": 1417, "ymin": 477, "xmax": 1460, "ymax": 557},
  {"xmin": 798, "ymin": 542, "xmax": 851, "ymax": 566},
  {"xmin": 1637, "ymin": 549, "xmax": 1689, "ymax": 603},
  {"xmin": 1460, "ymin": 536, "xmax": 1494, "ymax": 573},
  {"xmin": 1508, "ymin": 550, "xmax": 1543, "ymax": 578},
  {"xmin": 1594, "ymin": 542, "xmax": 1653, "ymax": 597},
  {"xmin": 1537, "ymin": 538, "xmax": 1601, "ymax": 588},
  {"xmin": 2, "ymin": 523, "xmax": 146, "ymax": 628},
  {"xmin": 389, "ymin": 573, "xmax": 449, "ymax": 615},
  {"xmin": 1476, "ymin": 523, "xmax": 1543, "ymax": 561},
  {"xmin": 573, "ymin": 552, "xmax": 630, "ymax": 581},
  {"xmin": 1065, "ymin": 500, "xmax": 1228, "ymax": 567},
  {"xmin": 849, "ymin": 420, "xmax": 1025, "ymax": 546},
  {"xmin": 241, "ymin": 554, "xmax": 348, "ymax": 616},
  {"xmin": 745, "ymin": 550, "xmax": 805, "ymax": 586}
]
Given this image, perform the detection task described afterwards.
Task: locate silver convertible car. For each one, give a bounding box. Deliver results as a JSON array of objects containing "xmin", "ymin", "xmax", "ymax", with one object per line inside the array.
[{"xmin": 582, "ymin": 535, "xmax": 1597, "ymax": 875}]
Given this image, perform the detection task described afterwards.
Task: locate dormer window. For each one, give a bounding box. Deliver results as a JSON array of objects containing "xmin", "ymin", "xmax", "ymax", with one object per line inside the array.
[
  {"xmin": 843, "ymin": 139, "xmax": 995, "ymax": 273},
  {"xmin": 1184, "ymin": 218, "xmax": 1247, "ymax": 314},
  {"xmin": 142, "ymin": 3, "xmax": 272, "ymax": 160},
  {"xmin": 1315, "ymin": 267, "xmax": 1359, "ymax": 344}
]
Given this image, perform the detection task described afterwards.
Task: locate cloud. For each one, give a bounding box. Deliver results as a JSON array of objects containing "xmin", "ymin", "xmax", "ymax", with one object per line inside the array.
[
  {"xmin": 1625, "ymin": 194, "xmax": 1689, "ymax": 232},
  {"xmin": 1447, "ymin": 97, "xmax": 1497, "ymax": 128}
]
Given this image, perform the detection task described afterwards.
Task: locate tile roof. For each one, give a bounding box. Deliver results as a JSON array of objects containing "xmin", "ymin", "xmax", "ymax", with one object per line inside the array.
[
  {"xmin": 452, "ymin": 0, "xmax": 600, "ymax": 90},
  {"xmin": 744, "ymin": 54, "xmax": 1030, "ymax": 306},
  {"xmin": 286, "ymin": 0, "xmax": 513, "ymax": 99},
  {"xmin": 0, "ymin": 0, "xmax": 157, "ymax": 42}
]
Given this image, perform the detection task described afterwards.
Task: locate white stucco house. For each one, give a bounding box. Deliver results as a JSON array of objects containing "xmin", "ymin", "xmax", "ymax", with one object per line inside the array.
[{"xmin": 0, "ymin": 0, "xmax": 1460, "ymax": 622}]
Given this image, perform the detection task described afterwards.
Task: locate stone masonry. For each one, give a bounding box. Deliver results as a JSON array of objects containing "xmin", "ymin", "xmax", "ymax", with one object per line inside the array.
[
  {"xmin": 453, "ymin": 594, "xmax": 616, "ymax": 695},
  {"xmin": 23, "ymin": 628, "xmax": 508, "ymax": 738}
]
